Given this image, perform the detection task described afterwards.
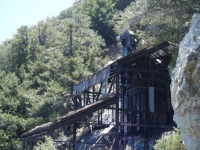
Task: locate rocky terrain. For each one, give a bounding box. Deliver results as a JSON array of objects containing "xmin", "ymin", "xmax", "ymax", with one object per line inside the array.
[{"xmin": 171, "ymin": 13, "xmax": 200, "ymax": 150}]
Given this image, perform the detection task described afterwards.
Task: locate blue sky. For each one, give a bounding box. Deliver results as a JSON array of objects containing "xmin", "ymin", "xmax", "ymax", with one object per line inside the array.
[{"xmin": 0, "ymin": 0, "xmax": 75, "ymax": 43}]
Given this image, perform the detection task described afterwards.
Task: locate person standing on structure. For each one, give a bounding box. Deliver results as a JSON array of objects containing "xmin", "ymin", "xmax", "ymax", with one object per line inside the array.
[{"xmin": 121, "ymin": 30, "xmax": 138, "ymax": 57}]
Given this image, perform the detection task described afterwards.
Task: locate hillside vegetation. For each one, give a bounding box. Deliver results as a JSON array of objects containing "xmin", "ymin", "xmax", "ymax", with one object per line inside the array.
[{"xmin": 0, "ymin": 0, "xmax": 199, "ymax": 149}]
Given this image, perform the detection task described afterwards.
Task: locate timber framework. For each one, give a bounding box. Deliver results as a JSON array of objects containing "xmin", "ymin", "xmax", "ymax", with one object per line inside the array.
[{"xmin": 21, "ymin": 42, "xmax": 175, "ymax": 150}]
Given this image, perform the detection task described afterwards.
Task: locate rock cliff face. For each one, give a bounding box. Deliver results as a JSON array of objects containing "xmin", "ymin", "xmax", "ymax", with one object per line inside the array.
[{"xmin": 171, "ymin": 13, "xmax": 200, "ymax": 150}]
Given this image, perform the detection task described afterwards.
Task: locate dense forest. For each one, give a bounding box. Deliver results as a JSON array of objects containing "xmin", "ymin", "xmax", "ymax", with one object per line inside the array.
[{"xmin": 0, "ymin": 0, "xmax": 199, "ymax": 149}]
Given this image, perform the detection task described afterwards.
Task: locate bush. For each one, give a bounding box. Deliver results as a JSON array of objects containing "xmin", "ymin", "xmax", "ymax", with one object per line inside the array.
[
  {"xmin": 153, "ymin": 128, "xmax": 186, "ymax": 150},
  {"xmin": 33, "ymin": 136, "xmax": 57, "ymax": 150}
]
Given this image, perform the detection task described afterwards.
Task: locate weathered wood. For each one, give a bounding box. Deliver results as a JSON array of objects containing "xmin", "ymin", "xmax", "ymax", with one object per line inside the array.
[
  {"xmin": 89, "ymin": 143, "xmax": 106, "ymax": 148},
  {"xmin": 120, "ymin": 122, "xmax": 173, "ymax": 128},
  {"xmin": 21, "ymin": 42, "xmax": 173, "ymax": 150},
  {"xmin": 21, "ymin": 93, "xmax": 117, "ymax": 139}
]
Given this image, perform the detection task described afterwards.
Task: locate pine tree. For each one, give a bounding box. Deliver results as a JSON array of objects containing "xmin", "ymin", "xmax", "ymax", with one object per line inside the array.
[
  {"xmin": 33, "ymin": 136, "xmax": 58, "ymax": 150},
  {"xmin": 82, "ymin": 0, "xmax": 116, "ymax": 44}
]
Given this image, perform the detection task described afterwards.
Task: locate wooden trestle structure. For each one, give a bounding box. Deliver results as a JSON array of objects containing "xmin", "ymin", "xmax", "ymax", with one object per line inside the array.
[{"xmin": 21, "ymin": 42, "xmax": 175, "ymax": 150}]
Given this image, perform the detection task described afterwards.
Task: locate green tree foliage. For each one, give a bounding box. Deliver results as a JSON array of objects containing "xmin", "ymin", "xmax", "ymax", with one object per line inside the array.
[
  {"xmin": 114, "ymin": 0, "xmax": 148, "ymax": 35},
  {"xmin": 10, "ymin": 26, "xmax": 29, "ymax": 71},
  {"xmin": 139, "ymin": 0, "xmax": 200, "ymax": 45},
  {"xmin": 33, "ymin": 136, "xmax": 58, "ymax": 150},
  {"xmin": 113, "ymin": 0, "xmax": 135, "ymax": 11},
  {"xmin": 0, "ymin": 1, "xmax": 110, "ymax": 149},
  {"xmin": 114, "ymin": 0, "xmax": 200, "ymax": 44},
  {"xmin": 154, "ymin": 128, "xmax": 186, "ymax": 150},
  {"xmin": 0, "ymin": 70, "xmax": 38, "ymax": 149},
  {"xmin": 20, "ymin": 47, "xmax": 73, "ymax": 118},
  {"xmin": 54, "ymin": 2, "xmax": 109, "ymax": 90},
  {"xmin": 82, "ymin": 0, "xmax": 117, "ymax": 44},
  {"xmin": 0, "ymin": 41, "xmax": 14, "ymax": 71},
  {"xmin": 58, "ymin": 6, "xmax": 74, "ymax": 20},
  {"xmin": 37, "ymin": 20, "xmax": 58, "ymax": 48},
  {"xmin": 114, "ymin": 0, "xmax": 200, "ymax": 71}
]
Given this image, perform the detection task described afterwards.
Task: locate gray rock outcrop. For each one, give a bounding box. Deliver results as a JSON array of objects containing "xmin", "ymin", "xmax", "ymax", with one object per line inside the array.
[{"xmin": 171, "ymin": 13, "xmax": 200, "ymax": 150}]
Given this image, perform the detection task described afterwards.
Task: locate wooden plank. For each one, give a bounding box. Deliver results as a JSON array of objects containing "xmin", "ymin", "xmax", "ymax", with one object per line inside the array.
[
  {"xmin": 118, "ymin": 42, "xmax": 170, "ymax": 67},
  {"xmin": 21, "ymin": 94, "xmax": 117, "ymax": 139},
  {"xmin": 120, "ymin": 122, "xmax": 173, "ymax": 128},
  {"xmin": 89, "ymin": 143, "xmax": 106, "ymax": 148}
]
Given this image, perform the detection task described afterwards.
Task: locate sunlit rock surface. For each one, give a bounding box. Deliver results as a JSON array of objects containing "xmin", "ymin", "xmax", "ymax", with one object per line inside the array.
[{"xmin": 171, "ymin": 13, "xmax": 200, "ymax": 150}]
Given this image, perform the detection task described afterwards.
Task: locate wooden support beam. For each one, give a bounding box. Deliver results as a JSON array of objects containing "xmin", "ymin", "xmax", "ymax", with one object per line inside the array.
[
  {"xmin": 73, "ymin": 121, "xmax": 77, "ymax": 150},
  {"xmin": 108, "ymin": 77, "xmax": 114, "ymax": 94},
  {"xmin": 101, "ymin": 132, "xmax": 115, "ymax": 136},
  {"xmin": 21, "ymin": 94, "xmax": 117, "ymax": 140},
  {"xmin": 119, "ymin": 68, "xmax": 169, "ymax": 75},
  {"xmin": 115, "ymin": 71, "xmax": 119, "ymax": 150},
  {"xmin": 118, "ymin": 42, "xmax": 169, "ymax": 66},
  {"xmin": 89, "ymin": 143, "xmax": 106, "ymax": 148},
  {"xmin": 120, "ymin": 122, "xmax": 174, "ymax": 128},
  {"xmin": 21, "ymin": 42, "xmax": 173, "ymax": 149},
  {"xmin": 96, "ymin": 82, "xmax": 103, "ymax": 101}
]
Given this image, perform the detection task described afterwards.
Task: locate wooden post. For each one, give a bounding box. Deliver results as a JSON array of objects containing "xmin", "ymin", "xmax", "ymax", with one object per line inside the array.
[
  {"xmin": 115, "ymin": 71, "xmax": 119, "ymax": 150},
  {"xmin": 73, "ymin": 122, "xmax": 77, "ymax": 150},
  {"xmin": 167, "ymin": 90, "xmax": 170, "ymax": 112},
  {"xmin": 144, "ymin": 138, "xmax": 148, "ymax": 150},
  {"xmin": 30, "ymin": 139, "xmax": 33, "ymax": 150},
  {"xmin": 22, "ymin": 141, "xmax": 25, "ymax": 150},
  {"xmin": 93, "ymin": 86, "xmax": 95, "ymax": 103}
]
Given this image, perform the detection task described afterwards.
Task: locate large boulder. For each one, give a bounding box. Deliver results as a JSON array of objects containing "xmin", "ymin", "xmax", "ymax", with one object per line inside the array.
[{"xmin": 171, "ymin": 13, "xmax": 200, "ymax": 150}]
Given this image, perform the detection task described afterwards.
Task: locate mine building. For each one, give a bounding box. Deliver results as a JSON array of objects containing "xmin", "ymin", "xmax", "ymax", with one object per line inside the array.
[{"xmin": 21, "ymin": 41, "xmax": 175, "ymax": 150}]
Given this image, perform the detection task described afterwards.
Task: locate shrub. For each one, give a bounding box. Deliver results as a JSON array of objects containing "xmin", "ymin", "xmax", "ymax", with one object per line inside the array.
[
  {"xmin": 33, "ymin": 136, "xmax": 57, "ymax": 150},
  {"xmin": 153, "ymin": 128, "xmax": 186, "ymax": 150}
]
